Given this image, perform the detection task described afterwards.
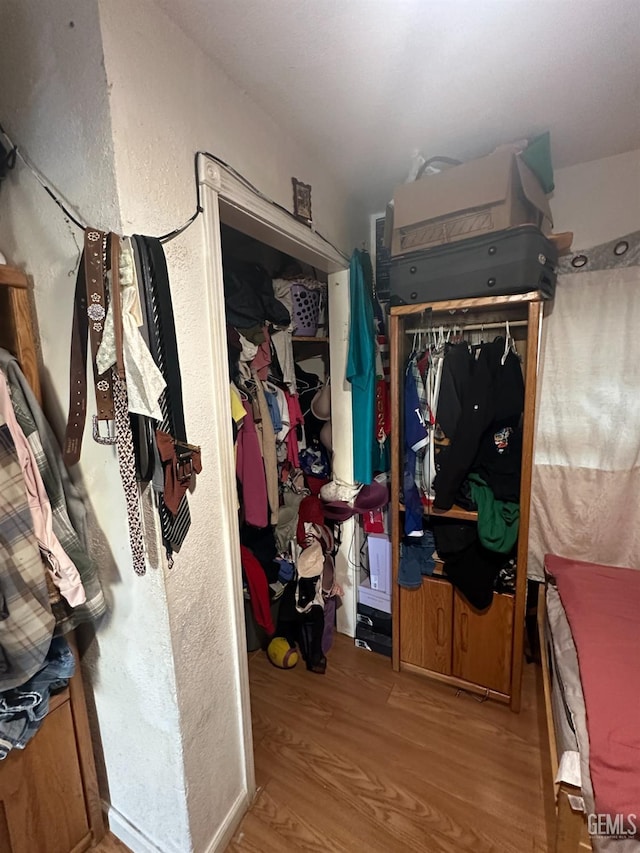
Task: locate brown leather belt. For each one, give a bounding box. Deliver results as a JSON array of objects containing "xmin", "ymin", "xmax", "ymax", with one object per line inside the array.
[{"xmin": 64, "ymin": 228, "xmax": 117, "ymax": 465}]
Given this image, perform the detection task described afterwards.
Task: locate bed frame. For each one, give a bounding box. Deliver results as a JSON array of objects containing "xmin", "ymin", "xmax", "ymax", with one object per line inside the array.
[{"xmin": 537, "ymin": 583, "xmax": 592, "ymax": 852}]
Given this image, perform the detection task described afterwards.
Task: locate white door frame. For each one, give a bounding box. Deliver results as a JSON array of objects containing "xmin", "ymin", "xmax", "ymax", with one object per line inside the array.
[{"xmin": 197, "ymin": 152, "xmax": 353, "ymax": 806}]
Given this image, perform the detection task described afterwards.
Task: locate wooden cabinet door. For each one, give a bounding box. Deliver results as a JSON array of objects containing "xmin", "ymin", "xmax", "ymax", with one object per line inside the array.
[
  {"xmin": 452, "ymin": 591, "xmax": 514, "ymax": 695},
  {"xmin": 400, "ymin": 577, "xmax": 453, "ymax": 674},
  {"xmin": 0, "ymin": 698, "xmax": 91, "ymax": 853}
]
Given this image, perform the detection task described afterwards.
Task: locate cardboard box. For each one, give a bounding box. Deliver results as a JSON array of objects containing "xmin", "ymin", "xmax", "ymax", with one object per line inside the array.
[
  {"xmin": 367, "ymin": 533, "xmax": 391, "ymax": 594},
  {"xmin": 390, "ymin": 148, "xmax": 553, "ymax": 257},
  {"xmin": 358, "ymin": 577, "xmax": 391, "ymax": 614}
]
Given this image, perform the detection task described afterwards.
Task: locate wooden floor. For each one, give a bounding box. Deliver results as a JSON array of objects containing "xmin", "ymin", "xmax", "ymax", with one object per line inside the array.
[
  {"xmin": 228, "ymin": 633, "xmax": 555, "ymax": 853},
  {"xmin": 93, "ymin": 832, "xmax": 131, "ymax": 852}
]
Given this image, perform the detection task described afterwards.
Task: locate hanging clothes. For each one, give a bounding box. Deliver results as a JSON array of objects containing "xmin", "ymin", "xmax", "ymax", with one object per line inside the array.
[
  {"xmin": 0, "ymin": 373, "xmax": 85, "ymax": 607},
  {"xmin": 433, "ymin": 338, "xmax": 524, "ymax": 511},
  {"xmin": 0, "ymin": 415, "xmax": 55, "ymax": 691},
  {"xmin": 250, "ymin": 326, "xmax": 272, "ymax": 381},
  {"xmin": 284, "ymin": 392, "xmax": 305, "ymax": 468},
  {"xmin": 240, "ymin": 545, "xmax": 275, "ymax": 635},
  {"xmin": 133, "ymin": 234, "xmax": 200, "ymax": 559},
  {"xmin": 403, "ymin": 362, "xmax": 428, "ymax": 536},
  {"xmin": 346, "ymin": 249, "xmax": 376, "ymax": 485},
  {"xmin": 236, "ymin": 400, "xmax": 269, "ymax": 528},
  {"xmin": 271, "ymin": 277, "xmax": 297, "ymax": 393},
  {"xmin": 96, "ymin": 236, "xmax": 166, "ymax": 420},
  {"xmin": 0, "ymin": 350, "xmax": 105, "ymax": 632},
  {"xmin": 251, "ymin": 370, "xmax": 279, "ymax": 525}
]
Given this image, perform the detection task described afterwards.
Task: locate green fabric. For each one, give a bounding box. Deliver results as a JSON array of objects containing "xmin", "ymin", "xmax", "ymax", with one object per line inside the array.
[
  {"xmin": 237, "ymin": 324, "xmax": 265, "ymax": 345},
  {"xmin": 468, "ymin": 474, "xmax": 519, "ymax": 554},
  {"xmin": 521, "ymin": 131, "xmax": 554, "ymax": 194}
]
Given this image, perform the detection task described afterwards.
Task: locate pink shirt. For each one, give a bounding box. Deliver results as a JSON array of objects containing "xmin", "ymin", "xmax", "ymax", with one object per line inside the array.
[
  {"xmin": 236, "ymin": 401, "xmax": 268, "ymax": 528},
  {"xmin": 0, "ymin": 373, "xmax": 86, "ymax": 607}
]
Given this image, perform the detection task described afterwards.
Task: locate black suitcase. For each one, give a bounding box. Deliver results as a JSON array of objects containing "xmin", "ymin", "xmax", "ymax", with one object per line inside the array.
[{"xmin": 389, "ymin": 225, "xmax": 557, "ymax": 306}]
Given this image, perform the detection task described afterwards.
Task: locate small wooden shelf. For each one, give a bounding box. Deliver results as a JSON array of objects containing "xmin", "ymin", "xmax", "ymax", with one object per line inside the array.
[
  {"xmin": 292, "ymin": 335, "xmax": 329, "ymax": 343},
  {"xmin": 0, "ymin": 264, "xmax": 29, "ymax": 288},
  {"xmin": 398, "ymin": 502, "xmax": 478, "ymax": 522},
  {"xmin": 428, "ymin": 504, "xmax": 478, "ymax": 522}
]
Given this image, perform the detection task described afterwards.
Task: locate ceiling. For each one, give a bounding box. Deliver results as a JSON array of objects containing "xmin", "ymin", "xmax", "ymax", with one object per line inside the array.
[{"xmin": 154, "ymin": 0, "xmax": 640, "ymax": 213}]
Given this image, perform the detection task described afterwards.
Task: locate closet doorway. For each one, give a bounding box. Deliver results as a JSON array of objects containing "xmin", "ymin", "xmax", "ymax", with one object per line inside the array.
[{"xmin": 197, "ymin": 153, "xmax": 354, "ymax": 799}]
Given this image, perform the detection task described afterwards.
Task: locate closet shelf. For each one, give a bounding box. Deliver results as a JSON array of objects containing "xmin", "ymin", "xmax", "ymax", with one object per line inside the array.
[
  {"xmin": 292, "ymin": 335, "xmax": 329, "ymax": 343},
  {"xmin": 428, "ymin": 505, "xmax": 478, "ymax": 522},
  {"xmin": 398, "ymin": 502, "xmax": 478, "ymax": 522}
]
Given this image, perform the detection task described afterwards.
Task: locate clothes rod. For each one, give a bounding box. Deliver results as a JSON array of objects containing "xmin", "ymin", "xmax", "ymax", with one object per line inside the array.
[{"xmin": 404, "ymin": 320, "xmax": 528, "ymax": 334}]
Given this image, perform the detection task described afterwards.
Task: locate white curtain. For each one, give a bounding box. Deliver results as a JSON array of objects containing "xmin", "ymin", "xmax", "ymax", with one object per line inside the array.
[{"xmin": 528, "ymin": 232, "xmax": 640, "ymax": 579}]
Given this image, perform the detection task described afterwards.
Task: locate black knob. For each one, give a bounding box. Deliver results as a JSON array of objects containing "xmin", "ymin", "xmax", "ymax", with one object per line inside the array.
[
  {"xmin": 410, "ymin": 265, "xmax": 417, "ymax": 274},
  {"xmin": 488, "ymin": 246, "xmax": 497, "ymax": 255},
  {"xmin": 410, "ymin": 291, "xmax": 418, "ymax": 300},
  {"xmin": 487, "ymin": 278, "xmax": 496, "ymax": 288}
]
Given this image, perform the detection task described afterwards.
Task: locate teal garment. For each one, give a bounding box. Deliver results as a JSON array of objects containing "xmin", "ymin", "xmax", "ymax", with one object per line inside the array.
[
  {"xmin": 346, "ymin": 250, "xmax": 376, "ymax": 485},
  {"xmin": 468, "ymin": 474, "xmax": 519, "ymax": 553}
]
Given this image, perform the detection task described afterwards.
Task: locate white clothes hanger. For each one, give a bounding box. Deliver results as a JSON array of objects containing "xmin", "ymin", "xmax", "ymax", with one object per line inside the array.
[{"xmin": 501, "ymin": 319, "xmax": 518, "ymax": 365}]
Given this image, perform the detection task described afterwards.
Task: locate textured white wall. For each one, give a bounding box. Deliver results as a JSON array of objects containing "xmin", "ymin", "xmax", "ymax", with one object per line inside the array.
[
  {"xmin": 96, "ymin": 1, "xmax": 356, "ymax": 851},
  {"xmin": 551, "ymin": 148, "xmax": 640, "ymax": 248},
  {"xmin": 0, "ymin": 2, "xmax": 192, "ymax": 852}
]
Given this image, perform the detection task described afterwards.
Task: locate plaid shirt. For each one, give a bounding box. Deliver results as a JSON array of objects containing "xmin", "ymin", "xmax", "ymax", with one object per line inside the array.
[
  {"xmin": 0, "ymin": 420, "xmax": 54, "ymax": 691},
  {"xmin": 0, "ymin": 352, "xmax": 106, "ymax": 632}
]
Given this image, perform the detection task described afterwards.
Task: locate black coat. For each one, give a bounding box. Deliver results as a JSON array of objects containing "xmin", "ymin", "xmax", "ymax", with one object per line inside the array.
[
  {"xmin": 224, "ymin": 259, "xmax": 291, "ymax": 328},
  {"xmin": 433, "ymin": 338, "xmax": 524, "ymax": 510}
]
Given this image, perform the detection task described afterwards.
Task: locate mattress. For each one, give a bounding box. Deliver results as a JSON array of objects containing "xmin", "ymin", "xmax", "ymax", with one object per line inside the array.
[{"xmin": 545, "ymin": 555, "xmax": 640, "ymax": 853}]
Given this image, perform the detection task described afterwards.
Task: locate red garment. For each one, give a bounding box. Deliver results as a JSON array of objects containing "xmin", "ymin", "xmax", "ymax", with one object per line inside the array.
[
  {"xmin": 296, "ymin": 496, "xmax": 325, "ymax": 546},
  {"xmin": 251, "ymin": 325, "xmax": 272, "ymax": 381},
  {"xmin": 240, "ymin": 545, "xmax": 274, "ymax": 635},
  {"xmin": 363, "ymin": 508, "xmax": 385, "ymax": 534},
  {"xmin": 236, "ymin": 402, "xmax": 268, "ymax": 528},
  {"xmin": 285, "ymin": 392, "xmax": 305, "ymax": 467}
]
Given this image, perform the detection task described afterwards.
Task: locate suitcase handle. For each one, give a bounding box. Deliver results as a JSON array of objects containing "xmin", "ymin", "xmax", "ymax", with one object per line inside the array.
[{"xmin": 415, "ymin": 156, "xmax": 462, "ymax": 181}]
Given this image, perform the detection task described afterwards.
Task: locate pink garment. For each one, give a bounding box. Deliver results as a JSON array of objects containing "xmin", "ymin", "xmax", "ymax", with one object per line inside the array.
[
  {"xmin": 546, "ymin": 554, "xmax": 640, "ymax": 826},
  {"xmin": 285, "ymin": 392, "xmax": 305, "ymax": 467},
  {"xmin": 0, "ymin": 373, "xmax": 86, "ymax": 607},
  {"xmin": 251, "ymin": 326, "xmax": 272, "ymax": 381},
  {"xmin": 236, "ymin": 401, "xmax": 268, "ymax": 528}
]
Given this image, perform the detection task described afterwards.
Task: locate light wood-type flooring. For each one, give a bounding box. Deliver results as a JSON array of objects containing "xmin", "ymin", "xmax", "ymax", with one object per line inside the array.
[
  {"xmin": 228, "ymin": 633, "xmax": 555, "ymax": 852},
  {"xmin": 94, "ymin": 634, "xmax": 554, "ymax": 853},
  {"xmin": 93, "ymin": 832, "xmax": 131, "ymax": 852}
]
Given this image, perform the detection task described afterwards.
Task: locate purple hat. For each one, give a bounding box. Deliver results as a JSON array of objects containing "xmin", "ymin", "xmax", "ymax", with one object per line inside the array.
[{"xmin": 353, "ymin": 481, "xmax": 389, "ymax": 512}]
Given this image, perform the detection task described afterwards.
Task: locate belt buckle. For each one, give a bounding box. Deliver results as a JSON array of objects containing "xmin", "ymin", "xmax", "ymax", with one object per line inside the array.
[
  {"xmin": 92, "ymin": 416, "xmax": 117, "ymax": 445},
  {"xmin": 174, "ymin": 442, "xmax": 193, "ymax": 483}
]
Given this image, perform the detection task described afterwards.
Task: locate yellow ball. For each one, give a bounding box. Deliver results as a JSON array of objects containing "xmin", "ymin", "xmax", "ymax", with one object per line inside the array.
[{"xmin": 267, "ymin": 637, "xmax": 299, "ymax": 669}]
